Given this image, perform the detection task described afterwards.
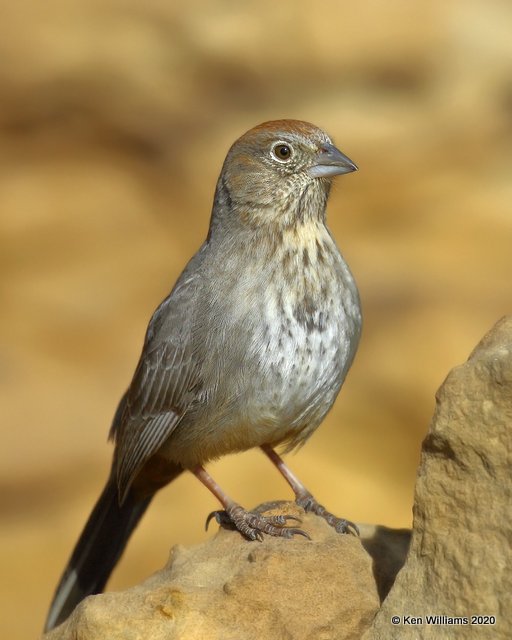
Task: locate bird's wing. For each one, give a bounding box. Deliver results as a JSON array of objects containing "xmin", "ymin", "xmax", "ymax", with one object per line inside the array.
[{"xmin": 111, "ymin": 259, "xmax": 204, "ymax": 502}]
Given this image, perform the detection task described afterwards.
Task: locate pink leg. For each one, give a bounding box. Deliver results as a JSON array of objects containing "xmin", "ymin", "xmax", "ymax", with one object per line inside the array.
[
  {"xmin": 192, "ymin": 464, "xmax": 309, "ymax": 541},
  {"xmin": 260, "ymin": 445, "xmax": 359, "ymax": 535}
]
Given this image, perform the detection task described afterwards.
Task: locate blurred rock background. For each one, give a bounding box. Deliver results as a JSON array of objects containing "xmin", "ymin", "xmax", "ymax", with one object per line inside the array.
[{"xmin": 0, "ymin": 1, "xmax": 511, "ymax": 637}]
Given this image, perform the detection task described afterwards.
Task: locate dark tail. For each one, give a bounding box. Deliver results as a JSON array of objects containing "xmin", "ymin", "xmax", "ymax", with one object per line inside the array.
[{"xmin": 44, "ymin": 480, "xmax": 152, "ymax": 632}]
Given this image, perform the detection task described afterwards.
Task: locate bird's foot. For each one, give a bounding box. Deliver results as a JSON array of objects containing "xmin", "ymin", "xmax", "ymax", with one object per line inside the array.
[
  {"xmin": 295, "ymin": 492, "xmax": 359, "ymax": 535},
  {"xmin": 205, "ymin": 504, "xmax": 310, "ymax": 541}
]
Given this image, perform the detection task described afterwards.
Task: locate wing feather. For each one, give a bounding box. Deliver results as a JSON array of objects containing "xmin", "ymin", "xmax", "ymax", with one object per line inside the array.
[{"xmin": 111, "ymin": 257, "xmax": 206, "ymax": 502}]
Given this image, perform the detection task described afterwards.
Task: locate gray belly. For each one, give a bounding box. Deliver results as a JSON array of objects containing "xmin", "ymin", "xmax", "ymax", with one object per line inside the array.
[
  {"xmin": 242, "ymin": 305, "xmax": 358, "ymax": 448},
  {"xmin": 164, "ymin": 307, "xmax": 358, "ymax": 467}
]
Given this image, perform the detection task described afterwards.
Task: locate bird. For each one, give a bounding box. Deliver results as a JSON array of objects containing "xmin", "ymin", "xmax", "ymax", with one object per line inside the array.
[{"xmin": 44, "ymin": 119, "xmax": 362, "ymax": 632}]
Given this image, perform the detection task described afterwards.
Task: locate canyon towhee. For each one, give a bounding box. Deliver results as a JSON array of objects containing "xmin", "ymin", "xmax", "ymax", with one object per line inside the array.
[{"xmin": 45, "ymin": 119, "xmax": 361, "ymax": 631}]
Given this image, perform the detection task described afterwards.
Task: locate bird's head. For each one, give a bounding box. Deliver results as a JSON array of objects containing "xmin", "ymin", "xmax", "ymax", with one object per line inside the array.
[{"xmin": 212, "ymin": 119, "xmax": 357, "ymax": 231}]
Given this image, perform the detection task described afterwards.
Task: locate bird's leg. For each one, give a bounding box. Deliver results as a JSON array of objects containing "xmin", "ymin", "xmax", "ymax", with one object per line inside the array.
[
  {"xmin": 260, "ymin": 444, "xmax": 359, "ymax": 535},
  {"xmin": 192, "ymin": 465, "xmax": 309, "ymax": 541}
]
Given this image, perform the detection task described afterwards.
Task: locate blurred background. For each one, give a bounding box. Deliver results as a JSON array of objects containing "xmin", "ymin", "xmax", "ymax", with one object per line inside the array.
[{"xmin": 1, "ymin": 0, "xmax": 511, "ymax": 637}]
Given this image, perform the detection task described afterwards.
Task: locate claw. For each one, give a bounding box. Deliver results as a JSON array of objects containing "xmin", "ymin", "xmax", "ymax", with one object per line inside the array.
[
  {"xmin": 205, "ymin": 511, "xmax": 216, "ymax": 531},
  {"xmin": 266, "ymin": 514, "xmax": 301, "ymax": 526},
  {"xmin": 283, "ymin": 515, "xmax": 302, "ymax": 524},
  {"xmin": 296, "ymin": 493, "xmax": 358, "ymax": 536},
  {"xmin": 280, "ymin": 527, "xmax": 311, "ymax": 540},
  {"xmin": 326, "ymin": 513, "xmax": 359, "ymax": 536},
  {"xmin": 343, "ymin": 520, "xmax": 360, "ymax": 536},
  {"xmin": 205, "ymin": 503, "xmax": 310, "ymax": 541},
  {"xmin": 205, "ymin": 510, "xmax": 234, "ymax": 531}
]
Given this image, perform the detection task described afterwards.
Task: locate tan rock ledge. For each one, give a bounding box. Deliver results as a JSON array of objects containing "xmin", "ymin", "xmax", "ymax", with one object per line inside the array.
[{"xmin": 43, "ymin": 502, "xmax": 388, "ymax": 640}]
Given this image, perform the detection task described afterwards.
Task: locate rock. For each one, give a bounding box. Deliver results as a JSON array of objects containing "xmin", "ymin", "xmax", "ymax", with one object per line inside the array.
[
  {"xmin": 43, "ymin": 502, "xmax": 380, "ymax": 640},
  {"xmin": 364, "ymin": 316, "xmax": 512, "ymax": 639}
]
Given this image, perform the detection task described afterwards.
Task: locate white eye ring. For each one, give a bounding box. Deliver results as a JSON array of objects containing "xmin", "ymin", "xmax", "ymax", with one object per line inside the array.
[{"xmin": 271, "ymin": 142, "xmax": 293, "ymax": 163}]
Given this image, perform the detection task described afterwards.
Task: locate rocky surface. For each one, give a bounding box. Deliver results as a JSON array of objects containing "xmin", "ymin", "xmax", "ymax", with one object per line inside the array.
[
  {"xmin": 43, "ymin": 504, "xmax": 382, "ymax": 640},
  {"xmin": 365, "ymin": 316, "xmax": 512, "ymax": 639},
  {"xmin": 42, "ymin": 317, "xmax": 512, "ymax": 639}
]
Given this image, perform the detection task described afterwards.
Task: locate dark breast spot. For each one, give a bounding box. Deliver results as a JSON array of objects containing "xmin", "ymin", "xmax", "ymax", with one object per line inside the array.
[
  {"xmin": 315, "ymin": 239, "xmax": 325, "ymax": 264},
  {"xmin": 293, "ymin": 296, "xmax": 328, "ymax": 333},
  {"xmin": 281, "ymin": 250, "xmax": 293, "ymax": 271}
]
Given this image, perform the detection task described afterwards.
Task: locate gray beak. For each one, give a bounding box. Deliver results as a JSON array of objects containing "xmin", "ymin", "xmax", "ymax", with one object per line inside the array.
[{"xmin": 308, "ymin": 143, "xmax": 358, "ymax": 178}]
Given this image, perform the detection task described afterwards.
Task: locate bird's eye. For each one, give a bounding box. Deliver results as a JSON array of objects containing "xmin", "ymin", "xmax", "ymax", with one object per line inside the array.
[{"xmin": 272, "ymin": 143, "xmax": 292, "ymax": 162}]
